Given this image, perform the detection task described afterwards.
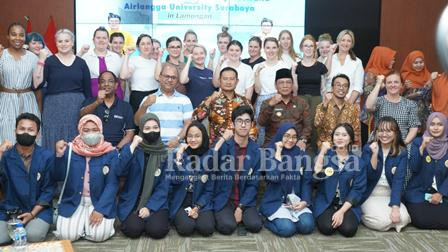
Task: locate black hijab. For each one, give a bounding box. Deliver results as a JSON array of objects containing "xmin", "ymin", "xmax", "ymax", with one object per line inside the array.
[{"xmin": 185, "ymin": 121, "xmax": 209, "ymax": 157}]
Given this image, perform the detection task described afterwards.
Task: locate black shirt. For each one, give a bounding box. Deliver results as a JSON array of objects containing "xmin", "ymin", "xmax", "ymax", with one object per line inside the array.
[
  {"xmin": 296, "ymin": 61, "xmax": 328, "ymax": 96},
  {"xmin": 242, "ymin": 57, "xmax": 266, "ymax": 69},
  {"xmin": 81, "ymin": 97, "xmax": 136, "ymax": 146}
]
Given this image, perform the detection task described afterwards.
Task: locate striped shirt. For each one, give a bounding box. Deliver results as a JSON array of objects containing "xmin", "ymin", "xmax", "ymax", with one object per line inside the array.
[{"xmin": 141, "ymin": 90, "xmax": 193, "ymax": 143}]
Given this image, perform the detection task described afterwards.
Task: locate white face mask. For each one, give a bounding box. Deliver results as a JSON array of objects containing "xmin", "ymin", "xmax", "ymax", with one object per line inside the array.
[{"xmin": 81, "ymin": 133, "xmax": 102, "ymax": 146}]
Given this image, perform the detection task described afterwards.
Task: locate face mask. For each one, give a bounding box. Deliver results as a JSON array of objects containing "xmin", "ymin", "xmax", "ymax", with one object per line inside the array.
[
  {"xmin": 81, "ymin": 133, "xmax": 102, "ymax": 146},
  {"xmin": 143, "ymin": 131, "xmax": 160, "ymax": 143},
  {"xmin": 16, "ymin": 133, "xmax": 36, "ymax": 146}
]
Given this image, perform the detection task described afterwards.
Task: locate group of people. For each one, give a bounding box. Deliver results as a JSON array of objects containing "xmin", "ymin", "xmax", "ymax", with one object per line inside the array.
[{"xmin": 1, "ymin": 18, "xmax": 448, "ymax": 244}]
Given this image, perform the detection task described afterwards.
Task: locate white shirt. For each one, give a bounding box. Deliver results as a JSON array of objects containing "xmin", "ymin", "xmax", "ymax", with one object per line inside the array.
[
  {"xmin": 432, "ymin": 176, "xmax": 438, "ymax": 191},
  {"xmin": 220, "ymin": 60, "xmax": 253, "ymax": 97},
  {"xmin": 280, "ymin": 52, "xmax": 297, "ymax": 68},
  {"xmin": 252, "ymin": 60, "xmax": 290, "ymax": 96},
  {"xmin": 82, "ymin": 49, "xmax": 122, "ymax": 78},
  {"xmin": 326, "ymin": 54, "xmax": 364, "ymax": 99},
  {"xmin": 377, "ymin": 151, "xmax": 389, "ymax": 187},
  {"xmin": 128, "ymin": 56, "xmax": 158, "ymax": 92}
]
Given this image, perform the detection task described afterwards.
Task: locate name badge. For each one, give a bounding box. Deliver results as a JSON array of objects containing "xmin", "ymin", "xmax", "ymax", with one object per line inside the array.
[
  {"xmin": 391, "ymin": 166, "xmax": 397, "ymax": 175},
  {"xmin": 324, "ymin": 167, "xmax": 334, "ymax": 177},
  {"xmin": 113, "ymin": 115, "xmax": 124, "ymax": 120},
  {"xmin": 201, "ymin": 174, "xmax": 208, "ymax": 183},
  {"xmin": 103, "ymin": 166, "xmax": 110, "ymax": 175}
]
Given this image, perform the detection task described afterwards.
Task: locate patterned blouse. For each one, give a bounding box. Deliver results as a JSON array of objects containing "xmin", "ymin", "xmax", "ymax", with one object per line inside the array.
[
  {"xmin": 314, "ymin": 99, "xmax": 361, "ymax": 148},
  {"xmin": 192, "ymin": 92, "xmax": 257, "ymax": 144},
  {"xmin": 374, "ymin": 96, "xmax": 420, "ymax": 140}
]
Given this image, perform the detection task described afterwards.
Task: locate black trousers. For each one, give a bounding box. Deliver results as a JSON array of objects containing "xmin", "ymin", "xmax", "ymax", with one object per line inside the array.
[
  {"xmin": 214, "ymin": 201, "xmax": 262, "ymax": 235},
  {"xmin": 406, "ymin": 202, "xmax": 448, "ymax": 229},
  {"xmin": 316, "ymin": 206, "xmax": 359, "ymax": 237},
  {"xmin": 174, "ymin": 192, "xmax": 215, "ymax": 236},
  {"xmin": 121, "ymin": 209, "xmax": 170, "ymax": 239},
  {"xmin": 129, "ymin": 89, "xmax": 157, "ymax": 114}
]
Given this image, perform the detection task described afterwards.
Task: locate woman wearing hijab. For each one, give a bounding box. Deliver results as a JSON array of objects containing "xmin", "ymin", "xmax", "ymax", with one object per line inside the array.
[
  {"xmin": 360, "ymin": 117, "xmax": 410, "ymax": 232},
  {"xmin": 168, "ymin": 121, "xmax": 215, "ymax": 236},
  {"xmin": 405, "ymin": 112, "xmax": 448, "ymax": 229},
  {"xmin": 260, "ymin": 123, "xmax": 315, "ymax": 237},
  {"xmin": 362, "ymin": 46, "xmax": 396, "ymax": 139},
  {"xmin": 400, "ymin": 50, "xmax": 438, "ymax": 129},
  {"xmin": 53, "ymin": 114, "xmax": 118, "ymax": 242},
  {"xmin": 117, "ymin": 113, "xmax": 170, "ymax": 239},
  {"xmin": 432, "ymin": 73, "xmax": 448, "ymax": 116}
]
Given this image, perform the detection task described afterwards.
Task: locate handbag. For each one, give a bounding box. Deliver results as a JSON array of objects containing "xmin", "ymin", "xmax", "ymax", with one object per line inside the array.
[{"xmin": 53, "ymin": 143, "xmax": 72, "ymax": 224}]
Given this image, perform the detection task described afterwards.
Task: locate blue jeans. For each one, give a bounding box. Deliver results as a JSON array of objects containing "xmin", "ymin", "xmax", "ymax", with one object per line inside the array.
[{"xmin": 265, "ymin": 213, "xmax": 315, "ymax": 237}]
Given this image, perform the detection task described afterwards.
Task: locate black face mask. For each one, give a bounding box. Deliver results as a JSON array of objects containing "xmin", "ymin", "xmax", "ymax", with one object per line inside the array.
[
  {"xmin": 143, "ymin": 132, "xmax": 160, "ymax": 143},
  {"xmin": 16, "ymin": 133, "xmax": 37, "ymax": 146}
]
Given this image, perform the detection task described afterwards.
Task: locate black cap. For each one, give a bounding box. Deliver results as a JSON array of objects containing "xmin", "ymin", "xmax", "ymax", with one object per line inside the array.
[{"xmin": 275, "ymin": 68, "xmax": 293, "ymax": 82}]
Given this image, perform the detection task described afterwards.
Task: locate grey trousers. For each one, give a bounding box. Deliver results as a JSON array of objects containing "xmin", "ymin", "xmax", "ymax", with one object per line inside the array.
[{"xmin": 0, "ymin": 218, "xmax": 50, "ymax": 244}]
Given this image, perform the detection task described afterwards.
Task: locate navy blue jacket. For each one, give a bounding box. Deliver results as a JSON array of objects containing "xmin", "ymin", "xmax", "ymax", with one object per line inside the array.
[
  {"xmin": 117, "ymin": 144, "xmax": 169, "ymax": 221},
  {"xmin": 53, "ymin": 148, "xmax": 119, "ymax": 219},
  {"xmin": 168, "ymin": 150, "xmax": 215, "ymax": 220},
  {"xmin": 213, "ymin": 138, "xmax": 261, "ymax": 211},
  {"xmin": 360, "ymin": 145, "xmax": 407, "ymax": 206},
  {"xmin": 260, "ymin": 149, "xmax": 313, "ymax": 217},
  {"xmin": 0, "ymin": 145, "xmax": 55, "ymax": 224},
  {"xmin": 405, "ymin": 137, "xmax": 448, "ymax": 203},
  {"xmin": 313, "ymin": 150, "xmax": 367, "ymax": 221}
]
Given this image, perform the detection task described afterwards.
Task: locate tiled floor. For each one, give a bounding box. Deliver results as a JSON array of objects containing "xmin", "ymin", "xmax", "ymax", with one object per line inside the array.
[{"xmin": 68, "ymin": 225, "xmax": 448, "ymax": 252}]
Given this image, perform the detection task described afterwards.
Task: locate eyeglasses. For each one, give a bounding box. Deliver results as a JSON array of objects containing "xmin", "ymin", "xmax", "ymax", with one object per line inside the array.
[
  {"xmin": 283, "ymin": 134, "xmax": 298, "ymax": 141},
  {"xmin": 161, "ymin": 74, "xmax": 178, "ymax": 81},
  {"xmin": 103, "ymin": 108, "xmax": 110, "ymax": 123},
  {"xmin": 235, "ymin": 119, "xmax": 252, "ymax": 126}
]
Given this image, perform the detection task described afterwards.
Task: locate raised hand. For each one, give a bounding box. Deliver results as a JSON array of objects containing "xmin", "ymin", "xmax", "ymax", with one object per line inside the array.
[
  {"xmin": 275, "ymin": 141, "xmax": 283, "ymax": 152},
  {"xmin": 97, "ymin": 90, "xmax": 106, "ymax": 103},
  {"xmin": 55, "ymin": 140, "xmax": 68, "ymax": 157},
  {"xmin": 209, "ymin": 48, "xmax": 216, "ymax": 60},
  {"xmin": 268, "ymin": 94, "xmax": 282, "ymax": 106},
  {"xmin": 369, "ymin": 141, "xmax": 379, "ymax": 154},
  {"xmin": 126, "ymin": 46, "xmax": 136, "ymax": 55},
  {"xmin": 321, "ymin": 141, "xmax": 331, "ymax": 155}
]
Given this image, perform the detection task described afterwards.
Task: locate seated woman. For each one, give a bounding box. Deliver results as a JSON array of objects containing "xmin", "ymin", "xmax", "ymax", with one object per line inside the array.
[
  {"xmin": 168, "ymin": 121, "xmax": 215, "ymax": 236},
  {"xmin": 313, "ymin": 123, "xmax": 366, "ymax": 237},
  {"xmin": 117, "ymin": 113, "xmax": 170, "ymax": 239},
  {"xmin": 260, "ymin": 123, "xmax": 315, "ymax": 237},
  {"xmin": 360, "ymin": 116, "xmax": 410, "ymax": 232},
  {"xmin": 53, "ymin": 114, "xmax": 118, "ymax": 242},
  {"xmin": 405, "ymin": 112, "xmax": 448, "ymax": 229}
]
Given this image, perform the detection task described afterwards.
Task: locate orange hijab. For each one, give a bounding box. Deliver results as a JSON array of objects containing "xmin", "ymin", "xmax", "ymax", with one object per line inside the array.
[
  {"xmin": 365, "ymin": 46, "xmax": 396, "ymax": 75},
  {"xmin": 400, "ymin": 50, "xmax": 430, "ymax": 88},
  {"xmin": 432, "ymin": 73, "xmax": 448, "ymax": 116},
  {"xmin": 72, "ymin": 114, "xmax": 115, "ymax": 157}
]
